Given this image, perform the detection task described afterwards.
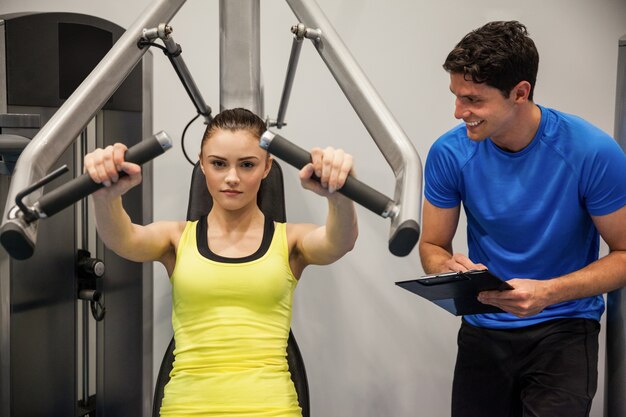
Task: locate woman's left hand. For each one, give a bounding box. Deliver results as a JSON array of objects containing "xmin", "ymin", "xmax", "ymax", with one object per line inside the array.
[{"xmin": 299, "ymin": 147, "xmax": 354, "ymax": 197}]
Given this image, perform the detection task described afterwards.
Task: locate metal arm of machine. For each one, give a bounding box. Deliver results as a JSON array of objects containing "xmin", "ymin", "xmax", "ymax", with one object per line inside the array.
[
  {"xmin": 260, "ymin": 130, "xmax": 398, "ymax": 218},
  {"xmin": 285, "ymin": 0, "xmax": 422, "ymax": 256},
  {"xmin": 0, "ymin": 0, "xmax": 187, "ymax": 259},
  {"xmin": 140, "ymin": 23, "xmax": 212, "ymax": 123},
  {"xmin": 267, "ymin": 23, "xmax": 321, "ymax": 129},
  {"xmin": 2, "ymin": 132, "xmax": 172, "ymax": 259}
]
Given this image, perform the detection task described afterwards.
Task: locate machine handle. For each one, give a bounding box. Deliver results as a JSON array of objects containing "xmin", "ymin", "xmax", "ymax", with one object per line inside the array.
[
  {"xmin": 0, "ymin": 132, "xmax": 172, "ymax": 261},
  {"xmin": 35, "ymin": 131, "xmax": 172, "ymax": 218},
  {"xmin": 260, "ymin": 131, "xmax": 397, "ymax": 218}
]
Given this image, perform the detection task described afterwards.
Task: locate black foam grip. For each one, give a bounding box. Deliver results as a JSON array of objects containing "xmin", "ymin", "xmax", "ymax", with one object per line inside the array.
[
  {"xmin": 37, "ymin": 135, "xmax": 169, "ymax": 218},
  {"xmin": 265, "ymin": 133, "xmax": 394, "ymax": 217}
]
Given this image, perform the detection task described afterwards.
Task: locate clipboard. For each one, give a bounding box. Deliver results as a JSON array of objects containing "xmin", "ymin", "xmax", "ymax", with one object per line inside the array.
[{"xmin": 396, "ymin": 269, "xmax": 513, "ymax": 316}]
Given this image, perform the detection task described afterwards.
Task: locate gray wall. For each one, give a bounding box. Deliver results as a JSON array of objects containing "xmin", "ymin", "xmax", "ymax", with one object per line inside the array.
[{"xmin": 0, "ymin": 1, "xmax": 624, "ymax": 416}]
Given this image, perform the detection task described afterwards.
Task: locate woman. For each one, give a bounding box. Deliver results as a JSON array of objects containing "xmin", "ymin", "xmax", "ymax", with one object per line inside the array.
[{"xmin": 85, "ymin": 108, "xmax": 358, "ymax": 416}]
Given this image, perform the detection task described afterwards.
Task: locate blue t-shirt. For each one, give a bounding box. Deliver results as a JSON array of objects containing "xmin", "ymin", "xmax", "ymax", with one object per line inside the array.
[{"xmin": 424, "ymin": 105, "xmax": 626, "ymax": 329}]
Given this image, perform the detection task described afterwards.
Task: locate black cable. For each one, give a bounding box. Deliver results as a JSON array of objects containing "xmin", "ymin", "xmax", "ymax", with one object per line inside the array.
[
  {"xmin": 137, "ymin": 39, "xmax": 168, "ymax": 54},
  {"xmin": 181, "ymin": 113, "xmax": 201, "ymax": 166},
  {"xmin": 90, "ymin": 299, "xmax": 105, "ymax": 321}
]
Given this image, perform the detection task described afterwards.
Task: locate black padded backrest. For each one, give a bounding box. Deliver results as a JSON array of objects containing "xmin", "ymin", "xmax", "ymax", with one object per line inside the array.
[{"xmin": 153, "ymin": 160, "xmax": 309, "ymax": 417}]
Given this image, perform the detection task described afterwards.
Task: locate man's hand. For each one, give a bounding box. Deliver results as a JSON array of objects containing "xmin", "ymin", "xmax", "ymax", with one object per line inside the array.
[
  {"xmin": 478, "ymin": 278, "xmax": 552, "ymax": 318},
  {"xmin": 444, "ymin": 252, "xmax": 487, "ymax": 272}
]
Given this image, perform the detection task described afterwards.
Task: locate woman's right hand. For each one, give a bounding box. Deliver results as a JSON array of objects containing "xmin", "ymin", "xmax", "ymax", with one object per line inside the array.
[{"xmin": 84, "ymin": 143, "xmax": 142, "ymax": 198}]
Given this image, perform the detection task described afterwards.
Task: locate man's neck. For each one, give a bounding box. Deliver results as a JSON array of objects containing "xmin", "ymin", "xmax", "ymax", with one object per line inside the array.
[{"xmin": 492, "ymin": 103, "xmax": 542, "ymax": 153}]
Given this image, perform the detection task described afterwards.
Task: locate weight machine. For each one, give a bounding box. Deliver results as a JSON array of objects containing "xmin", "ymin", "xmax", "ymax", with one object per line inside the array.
[{"xmin": 0, "ymin": 1, "xmax": 421, "ymax": 416}]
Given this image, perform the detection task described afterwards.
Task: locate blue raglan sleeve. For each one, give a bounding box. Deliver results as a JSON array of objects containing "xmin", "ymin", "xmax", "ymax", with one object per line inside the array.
[
  {"xmin": 424, "ymin": 136, "xmax": 463, "ymax": 209},
  {"xmin": 581, "ymin": 135, "xmax": 626, "ymax": 216}
]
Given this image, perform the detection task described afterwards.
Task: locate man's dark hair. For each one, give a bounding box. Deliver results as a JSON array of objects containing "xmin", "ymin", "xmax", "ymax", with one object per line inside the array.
[{"xmin": 443, "ymin": 21, "xmax": 539, "ymax": 100}]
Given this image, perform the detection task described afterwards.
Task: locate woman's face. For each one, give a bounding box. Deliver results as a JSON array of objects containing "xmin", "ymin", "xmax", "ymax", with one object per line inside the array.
[{"xmin": 199, "ymin": 128, "xmax": 271, "ymax": 212}]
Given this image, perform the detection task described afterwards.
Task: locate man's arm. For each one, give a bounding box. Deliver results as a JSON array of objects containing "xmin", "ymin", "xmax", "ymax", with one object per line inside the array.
[
  {"xmin": 419, "ymin": 199, "xmax": 484, "ymax": 274},
  {"xmin": 479, "ymin": 205, "xmax": 626, "ymax": 317}
]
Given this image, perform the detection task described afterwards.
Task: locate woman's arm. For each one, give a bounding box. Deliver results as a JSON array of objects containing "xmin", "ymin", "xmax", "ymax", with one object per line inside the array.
[
  {"xmin": 86, "ymin": 143, "xmax": 183, "ymax": 273},
  {"xmin": 288, "ymin": 147, "xmax": 358, "ymax": 277}
]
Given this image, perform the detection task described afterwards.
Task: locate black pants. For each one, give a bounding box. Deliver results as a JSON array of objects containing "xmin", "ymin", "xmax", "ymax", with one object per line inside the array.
[{"xmin": 452, "ymin": 318, "xmax": 599, "ymax": 417}]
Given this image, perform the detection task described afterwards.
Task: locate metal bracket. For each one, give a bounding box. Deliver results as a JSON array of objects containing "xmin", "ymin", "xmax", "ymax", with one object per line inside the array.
[
  {"xmin": 291, "ymin": 22, "xmax": 322, "ymax": 41},
  {"xmin": 14, "ymin": 165, "xmax": 69, "ymax": 223},
  {"xmin": 76, "ymin": 249, "xmax": 106, "ymax": 322},
  {"xmin": 139, "ymin": 23, "xmax": 212, "ymax": 123}
]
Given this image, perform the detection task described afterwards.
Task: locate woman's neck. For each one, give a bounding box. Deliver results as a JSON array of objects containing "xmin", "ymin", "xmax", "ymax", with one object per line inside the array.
[
  {"xmin": 207, "ymin": 205, "xmax": 265, "ymax": 234},
  {"xmin": 205, "ymin": 205, "xmax": 266, "ymax": 258}
]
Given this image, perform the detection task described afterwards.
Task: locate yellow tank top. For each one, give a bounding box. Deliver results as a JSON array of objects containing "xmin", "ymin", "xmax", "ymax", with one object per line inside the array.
[{"xmin": 160, "ymin": 216, "xmax": 301, "ymax": 417}]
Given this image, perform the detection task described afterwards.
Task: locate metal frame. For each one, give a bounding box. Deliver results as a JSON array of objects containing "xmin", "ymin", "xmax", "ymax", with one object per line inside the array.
[
  {"xmin": 141, "ymin": 51, "xmax": 155, "ymax": 417},
  {"xmin": 0, "ymin": 0, "xmax": 186, "ymax": 252},
  {"xmin": 605, "ymin": 34, "xmax": 626, "ymax": 417},
  {"xmin": 1, "ymin": 0, "xmax": 421, "ymax": 257},
  {"xmin": 0, "ymin": 19, "xmax": 10, "ymax": 417},
  {"xmin": 0, "ymin": 11, "xmax": 158, "ymax": 417},
  {"xmin": 5, "ymin": 2, "xmax": 626, "ymax": 416},
  {"xmin": 0, "ymin": 3, "xmax": 421, "ymax": 414},
  {"xmin": 220, "ymin": 0, "xmax": 263, "ymax": 114},
  {"xmin": 0, "ymin": 2, "xmax": 420, "ymax": 413},
  {"xmin": 285, "ymin": 0, "xmax": 422, "ymax": 250}
]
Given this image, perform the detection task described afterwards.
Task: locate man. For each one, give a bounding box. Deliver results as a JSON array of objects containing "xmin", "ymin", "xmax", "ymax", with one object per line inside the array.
[{"xmin": 419, "ymin": 21, "xmax": 626, "ymax": 416}]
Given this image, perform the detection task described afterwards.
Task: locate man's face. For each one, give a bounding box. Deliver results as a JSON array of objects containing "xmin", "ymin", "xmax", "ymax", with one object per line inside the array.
[{"xmin": 449, "ymin": 72, "xmax": 518, "ymax": 143}]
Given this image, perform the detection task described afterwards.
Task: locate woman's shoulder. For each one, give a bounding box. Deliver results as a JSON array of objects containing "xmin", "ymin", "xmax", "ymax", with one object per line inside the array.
[
  {"xmin": 153, "ymin": 219, "xmax": 188, "ymax": 230},
  {"xmin": 154, "ymin": 220, "xmax": 189, "ymax": 275},
  {"xmin": 284, "ymin": 222, "xmax": 316, "ymax": 247},
  {"xmin": 285, "ymin": 222, "xmax": 317, "ymax": 238},
  {"xmin": 148, "ymin": 219, "xmax": 188, "ymax": 243}
]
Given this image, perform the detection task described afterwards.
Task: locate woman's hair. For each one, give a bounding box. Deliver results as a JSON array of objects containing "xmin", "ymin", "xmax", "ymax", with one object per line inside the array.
[
  {"xmin": 443, "ymin": 21, "xmax": 539, "ymax": 100},
  {"xmin": 200, "ymin": 108, "xmax": 267, "ymax": 153}
]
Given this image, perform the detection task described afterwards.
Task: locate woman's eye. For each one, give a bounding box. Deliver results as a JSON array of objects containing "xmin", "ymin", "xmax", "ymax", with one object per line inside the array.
[
  {"xmin": 211, "ymin": 160, "xmax": 226, "ymax": 168},
  {"xmin": 241, "ymin": 161, "xmax": 255, "ymax": 169}
]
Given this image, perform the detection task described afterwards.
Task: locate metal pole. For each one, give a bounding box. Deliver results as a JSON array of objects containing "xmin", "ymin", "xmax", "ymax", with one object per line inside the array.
[
  {"xmin": 274, "ymin": 31, "xmax": 304, "ymax": 128},
  {"xmin": 80, "ymin": 130, "xmax": 90, "ymax": 408},
  {"xmin": 605, "ymin": 34, "xmax": 626, "ymax": 417},
  {"xmin": 0, "ymin": 18, "xmax": 10, "ymax": 417},
  {"xmin": 145, "ymin": 26, "xmax": 212, "ymax": 123},
  {"xmin": 219, "ymin": 0, "xmax": 263, "ymax": 115}
]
